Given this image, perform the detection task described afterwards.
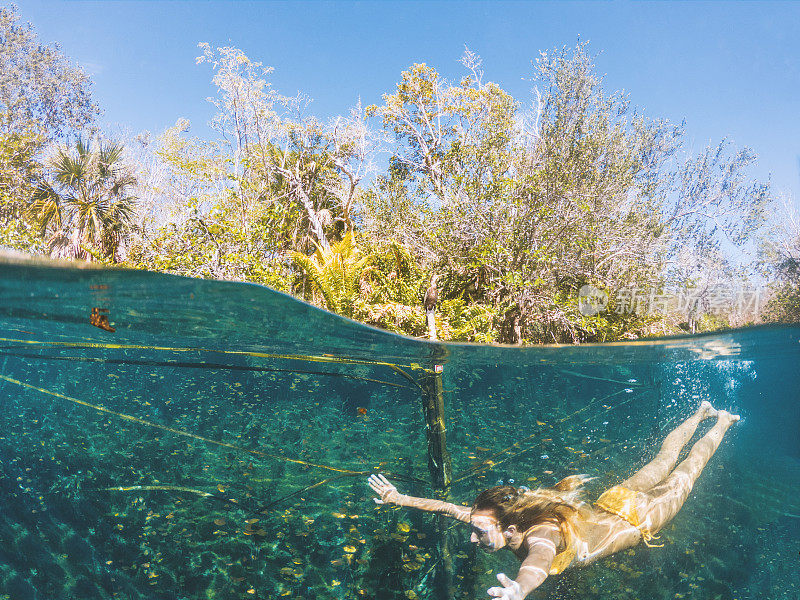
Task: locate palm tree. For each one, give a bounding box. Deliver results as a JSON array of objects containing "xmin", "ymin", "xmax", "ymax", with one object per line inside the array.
[{"xmin": 28, "ymin": 138, "xmax": 137, "ymax": 262}]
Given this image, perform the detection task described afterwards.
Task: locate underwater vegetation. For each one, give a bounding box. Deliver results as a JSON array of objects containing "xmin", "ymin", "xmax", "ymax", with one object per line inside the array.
[{"xmin": 0, "ymin": 261, "xmax": 798, "ymax": 600}]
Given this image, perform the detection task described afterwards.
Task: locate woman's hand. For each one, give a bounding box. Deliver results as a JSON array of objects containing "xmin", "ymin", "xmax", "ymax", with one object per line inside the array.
[
  {"xmin": 368, "ymin": 473, "xmax": 401, "ymax": 505},
  {"xmin": 487, "ymin": 573, "xmax": 523, "ymax": 600}
]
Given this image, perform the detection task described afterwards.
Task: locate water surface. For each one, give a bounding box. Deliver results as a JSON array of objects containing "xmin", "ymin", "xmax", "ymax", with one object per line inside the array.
[{"xmin": 1, "ymin": 256, "xmax": 797, "ymax": 599}]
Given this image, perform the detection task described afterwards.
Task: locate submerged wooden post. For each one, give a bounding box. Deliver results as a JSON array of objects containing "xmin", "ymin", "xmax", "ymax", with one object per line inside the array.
[
  {"xmin": 421, "ymin": 276, "xmax": 453, "ymax": 598},
  {"xmin": 421, "ymin": 361, "xmax": 454, "ymax": 599}
]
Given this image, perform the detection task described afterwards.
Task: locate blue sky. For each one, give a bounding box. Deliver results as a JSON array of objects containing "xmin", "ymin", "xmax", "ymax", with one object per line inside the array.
[{"xmin": 15, "ymin": 1, "xmax": 800, "ymax": 208}]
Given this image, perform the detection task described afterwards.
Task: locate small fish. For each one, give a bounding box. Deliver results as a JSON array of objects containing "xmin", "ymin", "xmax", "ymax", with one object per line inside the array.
[{"xmin": 357, "ymin": 407, "xmax": 368, "ymax": 415}]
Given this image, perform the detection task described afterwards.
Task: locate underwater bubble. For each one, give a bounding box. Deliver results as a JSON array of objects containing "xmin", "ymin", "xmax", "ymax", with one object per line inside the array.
[
  {"xmin": 495, "ymin": 480, "xmax": 504, "ymax": 485},
  {"xmin": 627, "ymin": 379, "xmax": 638, "ymax": 383},
  {"xmin": 602, "ymin": 421, "xmax": 609, "ymax": 425},
  {"xmin": 508, "ymin": 478, "xmax": 515, "ymax": 484},
  {"xmin": 624, "ymin": 388, "xmax": 633, "ymax": 393},
  {"xmin": 541, "ymin": 455, "xmax": 549, "ymax": 460}
]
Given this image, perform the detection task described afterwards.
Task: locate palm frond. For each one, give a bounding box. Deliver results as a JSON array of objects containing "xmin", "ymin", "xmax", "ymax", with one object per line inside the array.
[
  {"xmin": 27, "ymin": 182, "xmax": 63, "ymax": 232},
  {"xmin": 38, "ymin": 137, "xmax": 138, "ymax": 262}
]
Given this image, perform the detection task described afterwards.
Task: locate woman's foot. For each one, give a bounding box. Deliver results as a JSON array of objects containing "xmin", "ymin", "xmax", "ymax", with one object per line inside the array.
[
  {"xmin": 699, "ymin": 400, "xmax": 718, "ymax": 419},
  {"xmin": 717, "ymin": 409, "xmax": 741, "ymax": 423}
]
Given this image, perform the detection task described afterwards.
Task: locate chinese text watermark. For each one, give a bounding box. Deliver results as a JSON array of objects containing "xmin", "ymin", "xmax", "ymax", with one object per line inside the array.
[{"xmin": 578, "ymin": 284, "xmax": 765, "ymax": 317}]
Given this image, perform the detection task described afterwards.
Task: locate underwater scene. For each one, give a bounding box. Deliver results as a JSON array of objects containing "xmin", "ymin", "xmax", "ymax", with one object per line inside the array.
[{"xmin": 0, "ymin": 254, "xmax": 798, "ymax": 600}]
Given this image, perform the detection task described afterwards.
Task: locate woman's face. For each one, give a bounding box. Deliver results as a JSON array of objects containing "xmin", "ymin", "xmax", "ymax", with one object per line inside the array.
[{"xmin": 469, "ymin": 510, "xmax": 506, "ymax": 552}]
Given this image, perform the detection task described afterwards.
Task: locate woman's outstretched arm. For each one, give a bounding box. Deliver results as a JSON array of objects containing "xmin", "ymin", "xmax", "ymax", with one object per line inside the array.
[
  {"xmin": 367, "ymin": 473, "xmax": 472, "ymax": 523},
  {"xmin": 488, "ymin": 524, "xmax": 560, "ymax": 600}
]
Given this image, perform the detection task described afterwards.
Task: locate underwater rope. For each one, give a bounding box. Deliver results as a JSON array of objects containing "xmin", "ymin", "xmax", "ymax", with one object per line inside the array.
[
  {"xmin": 249, "ymin": 473, "xmax": 352, "ymax": 514},
  {"xmin": 0, "ymin": 337, "xmax": 435, "ymax": 373},
  {"xmin": 388, "ymin": 365, "xmax": 424, "ymax": 389},
  {"xmin": 104, "ymin": 484, "xmax": 216, "ymax": 497},
  {"xmin": 100, "ymin": 485, "xmax": 248, "ymax": 508},
  {"xmin": 450, "ymin": 387, "xmax": 638, "ymax": 485},
  {"xmin": 0, "ymin": 374, "xmax": 371, "ymax": 477},
  {"xmin": 560, "ymin": 369, "xmax": 645, "ymax": 387},
  {"xmin": 0, "ymin": 350, "xmax": 410, "ymax": 389}
]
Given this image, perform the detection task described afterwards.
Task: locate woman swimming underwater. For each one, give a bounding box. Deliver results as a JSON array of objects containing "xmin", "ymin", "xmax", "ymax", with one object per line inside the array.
[{"xmin": 368, "ymin": 401, "xmax": 739, "ymax": 600}]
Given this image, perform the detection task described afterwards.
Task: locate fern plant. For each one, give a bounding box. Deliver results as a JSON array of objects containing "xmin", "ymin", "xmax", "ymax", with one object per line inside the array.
[{"xmin": 291, "ymin": 231, "xmax": 372, "ymax": 318}]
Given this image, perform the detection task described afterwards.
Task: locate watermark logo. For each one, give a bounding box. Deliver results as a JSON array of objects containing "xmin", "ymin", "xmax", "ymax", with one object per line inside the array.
[
  {"xmin": 613, "ymin": 285, "xmax": 764, "ymax": 316},
  {"xmin": 576, "ymin": 284, "xmax": 765, "ymax": 316},
  {"xmin": 578, "ymin": 285, "xmax": 609, "ymax": 316}
]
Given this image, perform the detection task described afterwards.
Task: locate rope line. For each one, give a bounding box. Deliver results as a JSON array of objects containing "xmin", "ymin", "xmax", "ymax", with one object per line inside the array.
[
  {"xmin": 450, "ymin": 388, "xmax": 638, "ymax": 485},
  {"xmin": 0, "ymin": 374, "xmax": 369, "ymax": 477},
  {"xmin": 0, "ymin": 350, "xmax": 409, "ymax": 388},
  {"xmin": 0, "ymin": 337, "xmax": 434, "ymax": 373}
]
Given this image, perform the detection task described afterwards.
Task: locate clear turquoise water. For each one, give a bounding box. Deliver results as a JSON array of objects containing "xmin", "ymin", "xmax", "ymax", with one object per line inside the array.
[{"xmin": 0, "ymin": 256, "xmax": 798, "ymax": 600}]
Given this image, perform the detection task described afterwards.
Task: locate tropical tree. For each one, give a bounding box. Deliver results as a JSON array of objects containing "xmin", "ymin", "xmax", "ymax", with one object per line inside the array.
[
  {"xmin": 196, "ymin": 43, "xmax": 380, "ymax": 252},
  {"xmin": 0, "ymin": 5, "xmax": 99, "ymax": 252},
  {"xmin": 364, "ymin": 44, "xmax": 773, "ymax": 343},
  {"xmin": 0, "ymin": 5, "xmax": 98, "ymax": 140},
  {"xmin": 28, "ymin": 138, "xmax": 137, "ymax": 261},
  {"xmin": 124, "ymin": 41, "xmax": 775, "ymax": 344},
  {"xmin": 760, "ymin": 198, "xmax": 800, "ymax": 323}
]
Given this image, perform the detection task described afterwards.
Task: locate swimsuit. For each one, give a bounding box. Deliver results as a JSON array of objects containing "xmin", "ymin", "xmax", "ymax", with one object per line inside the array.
[
  {"xmin": 539, "ymin": 484, "xmax": 665, "ymax": 576},
  {"xmin": 595, "ymin": 485, "xmax": 663, "ymax": 547},
  {"xmin": 548, "ymin": 544, "xmax": 577, "ymax": 575}
]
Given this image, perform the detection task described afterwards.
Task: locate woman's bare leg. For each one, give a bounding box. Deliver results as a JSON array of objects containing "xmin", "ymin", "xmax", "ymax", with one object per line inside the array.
[
  {"xmin": 622, "ymin": 401, "xmax": 718, "ymax": 492},
  {"xmin": 644, "ymin": 410, "xmax": 739, "ymax": 533}
]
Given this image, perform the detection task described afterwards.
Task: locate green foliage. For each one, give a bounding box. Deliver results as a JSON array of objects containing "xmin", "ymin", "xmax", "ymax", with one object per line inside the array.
[
  {"xmin": 350, "ymin": 240, "xmax": 428, "ymax": 336},
  {"xmin": 0, "ymin": 6, "xmax": 99, "ymax": 256},
  {"xmin": 757, "ymin": 200, "xmax": 800, "ymax": 324},
  {"xmin": 7, "ymin": 32, "xmax": 778, "ymax": 345},
  {"xmin": 291, "ymin": 231, "xmax": 372, "ymax": 317},
  {"xmin": 762, "ymin": 283, "xmax": 800, "ymax": 323},
  {"xmin": 761, "ymin": 258, "xmax": 800, "ymax": 323},
  {"xmin": 363, "ymin": 44, "xmax": 773, "ymax": 343},
  {"xmin": 0, "ymin": 127, "xmax": 45, "ymax": 251},
  {"xmin": 28, "ymin": 138, "xmax": 137, "ymax": 262},
  {"xmin": 437, "ymin": 298, "xmax": 496, "ymax": 343}
]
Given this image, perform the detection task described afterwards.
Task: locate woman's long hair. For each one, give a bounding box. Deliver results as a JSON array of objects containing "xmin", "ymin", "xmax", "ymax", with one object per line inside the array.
[{"xmin": 472, "ymin": 475, "xmax": 591, "ymax": 545}]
